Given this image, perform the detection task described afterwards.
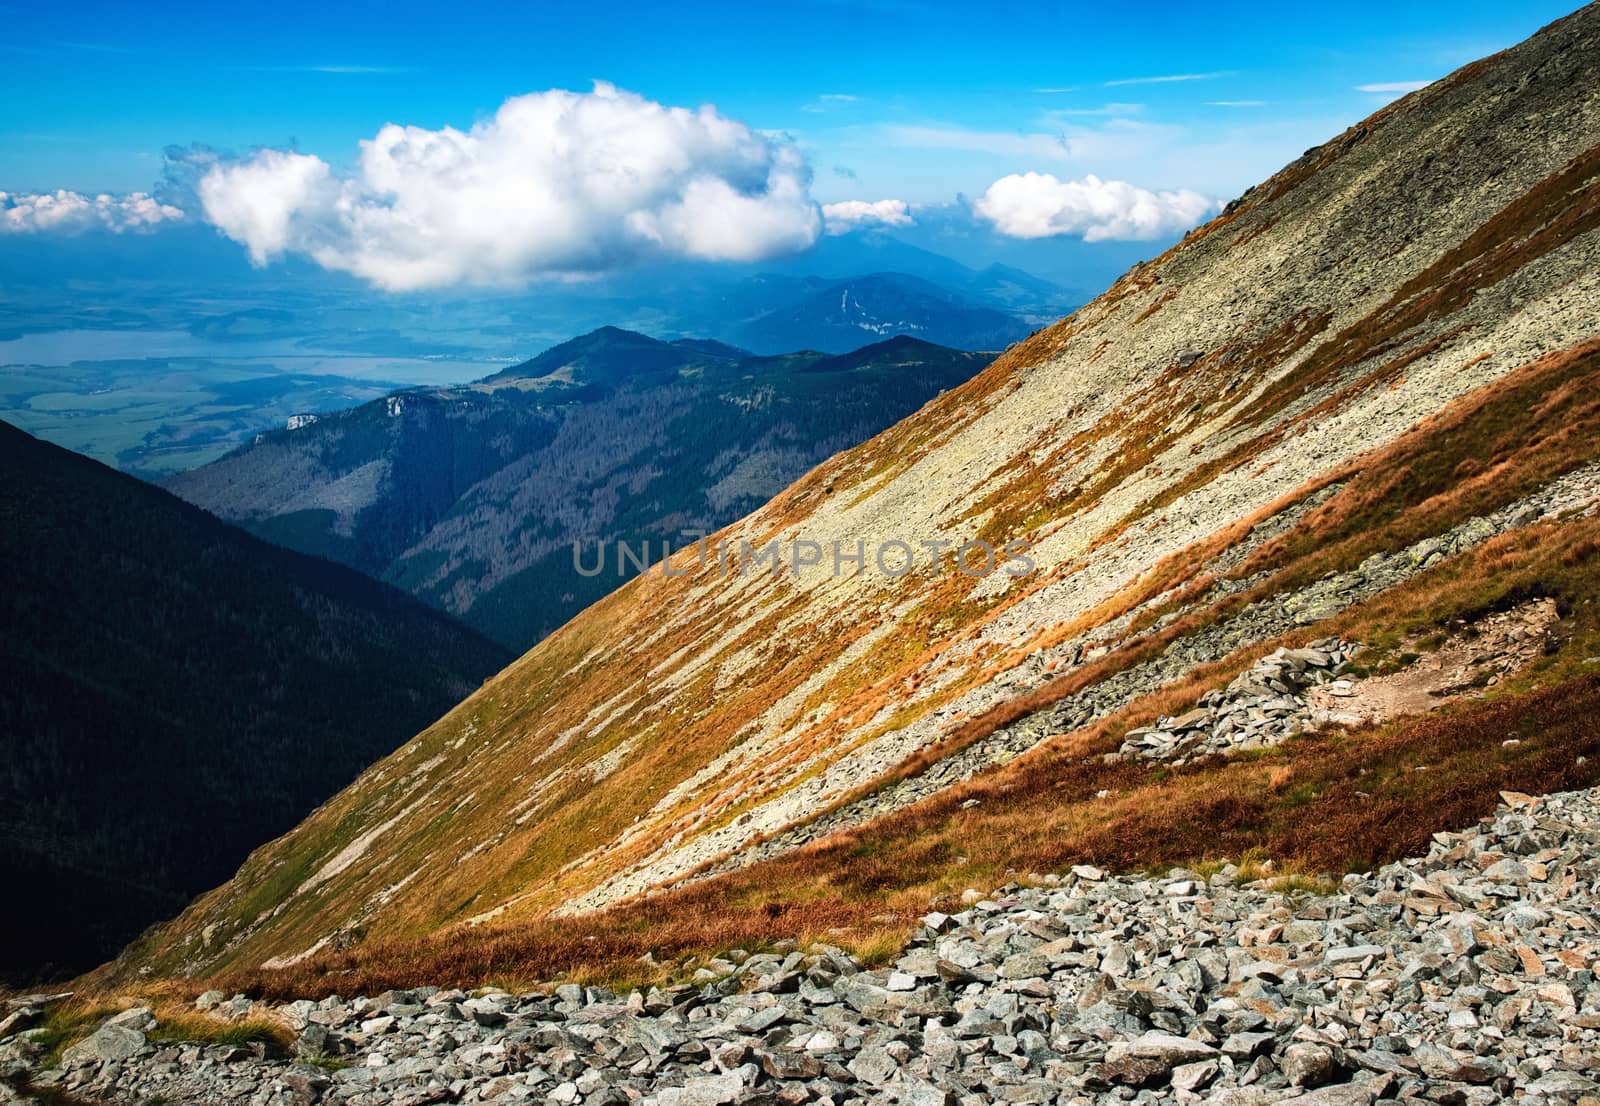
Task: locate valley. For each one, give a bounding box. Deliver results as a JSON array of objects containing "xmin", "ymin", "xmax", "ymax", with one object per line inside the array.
[{"xmin": 0, "ymin": 421, "xmax": 512, "ymax": 981}]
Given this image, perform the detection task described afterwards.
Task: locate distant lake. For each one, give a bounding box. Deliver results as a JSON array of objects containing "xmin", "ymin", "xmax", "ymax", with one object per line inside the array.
[{"xmin": 0, "ymin": 328, "xmax": 500, "ymax": 386}]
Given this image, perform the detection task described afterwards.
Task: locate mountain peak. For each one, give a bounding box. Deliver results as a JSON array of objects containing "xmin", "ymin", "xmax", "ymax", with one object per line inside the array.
[
  {"xmin": 488, "ymin": 326, "xmax": 704, "ymax": 384},
  {"xmin": 802, "ymin": 333, "xmax": 972, "ymax": 373}
]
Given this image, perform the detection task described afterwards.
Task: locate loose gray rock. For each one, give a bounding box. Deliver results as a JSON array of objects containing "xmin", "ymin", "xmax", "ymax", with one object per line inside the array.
[{"xmin": 18, "ymin": 788, "xmax": 1600, "ymax": 1106}]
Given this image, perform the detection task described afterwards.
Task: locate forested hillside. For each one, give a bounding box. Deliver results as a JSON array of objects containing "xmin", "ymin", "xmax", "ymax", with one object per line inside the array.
[
  {"xmin": 169, "ymin": 332, "xmax": 991, "ymax": 649},
  {"xmin": 0, "ymin": 420, "xmax": 509, "ymax": 980}
]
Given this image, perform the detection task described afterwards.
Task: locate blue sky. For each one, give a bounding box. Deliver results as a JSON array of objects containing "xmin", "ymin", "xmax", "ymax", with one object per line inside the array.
[{"xmin": 0, "ymin": 0, "xmax": 1583, "ymax": 287}]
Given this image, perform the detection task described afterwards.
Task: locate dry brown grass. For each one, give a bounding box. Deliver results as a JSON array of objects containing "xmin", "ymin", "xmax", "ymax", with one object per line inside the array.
[
  {"xmin": 22, "ymin": 989, "xmax": 292, "ymax": 1069},
  {"xmin": 1240, "ymin": 336, "xmax": 1600, "ymax": 590}
]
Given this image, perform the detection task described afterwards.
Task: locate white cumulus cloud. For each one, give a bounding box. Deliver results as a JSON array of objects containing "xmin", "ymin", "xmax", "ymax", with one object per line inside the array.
[
  {"xmin": 821, "ymin": 199, "xmax": 913, "ymax": 235},
  {"xmin": 973, "ymin": 172, "xmax": 1216, "ymax": 242},
  {"xmin": 0, "ymin": 189, "xmax": 184, "ymax": 234},
  {"xmin": 197, "ymin": 83, "xmax": 822, "ymax": 290}
]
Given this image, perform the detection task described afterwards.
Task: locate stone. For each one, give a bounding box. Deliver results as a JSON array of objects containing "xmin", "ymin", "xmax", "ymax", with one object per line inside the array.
[
  {"xmin": 1093, "ymin": 1055, "xmax": 1177, "ymax": 1088},
  {"xmin": 1106, "ymin": 1031, "xmax": 1220, "ymax": 1068},
  {"xmin": 1412, "ymin": 1042, "xmax": 1501, "ymax": 1084},
  {"xmin": 61, "ymin": 1024, "xmax": 147, "ymax": 1067},
  {"xmin": 294, "ymin": 1024, "xmax": 330, "ymax": 1060},
  {"xmin": 760, "ymin": 1051, "xmax": 821, "ymax": 1080},
  {"xmin": 1281, "ymin": 1043, "xmax": 1340, "ymax": 1088},
  {"xmin": 1324, "ymin": 945, "xmax": 1385, "ymax": 964},
  {"xmin": 1222, "ymin": 1032, "xmax": 1276, "ymax": 1060},
  {"xmin": 898, "ymin": 1082, "xmax": 954, "ymax": 1106},
  {"xmin": 848, "ymin": 1046, "xmax": 899, "ymax": 1085},
  {"xmin": 0, "ymin": 1009, "xmax": 40, "ymax": 1039},
  {"xmin": 20, "ymin": 785, "xmax": 1600, "ymax": 1106},
  {"xmin": 1173, "ymin": 1058, "xmax": 1221, "ymax": 1092},
  {"xmin": 672, "ymin": 1071, "xmax": 743, "ymax": 1106},
  {"xmin": 1285, "ymin": 1080, "xmax": 1386, "ymax": 1106},
  {"xmin": 735, "ymin": 1006, "xmax": 787, "ymax": 1033}
]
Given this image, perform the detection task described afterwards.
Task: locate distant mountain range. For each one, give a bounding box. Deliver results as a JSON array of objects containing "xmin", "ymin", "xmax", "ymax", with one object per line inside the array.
[
  {"xmin": 1, "ymin": 246, "xmax": 1072, "ymax": 480},
  {"xmin": 0, "ymin": 419, "xmax": 510, "ymax": 982},
  {"xmin": 168, "ymin": 330, "xmax": 993, "ymax": 650},
  {"xmin": 730, "ymin": 272, "xmax": 1034, "ymax": 354}
]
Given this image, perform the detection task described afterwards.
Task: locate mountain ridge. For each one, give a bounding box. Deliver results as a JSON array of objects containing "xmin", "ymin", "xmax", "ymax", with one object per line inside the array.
[
  {"xmin": 732, "ymin": 272, "xmax": 1033, "ymax": 354},
  {"xmin": 487, "ymin": 325, "xmax": 709, "ymax": 384}
]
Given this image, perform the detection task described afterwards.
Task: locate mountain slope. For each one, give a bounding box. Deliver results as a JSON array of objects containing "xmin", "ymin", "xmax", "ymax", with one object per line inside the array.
[
  {"xmin": 121, "ymin": 6, "xmax": 1600, "ymax": 983},
  {"xmin": 0, "ymin": 420, "xmax": 510, "ymax": 981},
  {"xmin": 168, "ymin": 333, "xmax": 991, "ymax": 650},
  {"xmin": 738, "ymin": 227, "xmax": 1093, "ymax": 317},
  {"xmin": 732, "ymin": 272, "xmax": 1033, "ymax": 354}
]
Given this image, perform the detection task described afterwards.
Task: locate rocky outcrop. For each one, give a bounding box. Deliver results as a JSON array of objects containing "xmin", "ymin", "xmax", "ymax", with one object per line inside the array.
[
  {"xmin": 1307, "ymin": 598, "xmax": 1561, "ymax": 730},
  {"xmin": 13, "ymin": 789, "xmax": 1600, "ymax": 1104},
  {"xmin": 1117, "ymin": 640, "xmax": 1358, "ymax": 763}
]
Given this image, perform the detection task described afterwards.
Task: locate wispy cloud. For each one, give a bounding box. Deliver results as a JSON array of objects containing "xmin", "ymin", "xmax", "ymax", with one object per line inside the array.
[
  {"xmin": 875, "ymin": 117, "xmax": 1197, "ymax": 175},
  {"xmin": 310, "ymin": 64, "xmax": 411, "ymax": 74},
  {"xmin": 1033, "ymin": 86, "xmax": 1082, "ymax": 95},
  {"xmin": 802, "ymin": 93, "xmax": 860, "ymax": 113},
  {"xmin": 1207, "ymin": 100, "xmax": 1265, "ymax": 107},
  {"xmin": 1045, "ymin": 102, "xmax": 1145, "ymax": 118},
  {"xmin": 1105, "ymin": 70, "xmax": 1234, "ymax": 87},
  {"xmin": 1356, "ymin": 80, "xmax": 1433, "ymax": 93},
  {"xmin": 880, "ymin": 124, "xmax": 1070, "ymax": 160},
  {"xmin": 249, "ymin": 64, "xmax": 417, "ymax": 75}
]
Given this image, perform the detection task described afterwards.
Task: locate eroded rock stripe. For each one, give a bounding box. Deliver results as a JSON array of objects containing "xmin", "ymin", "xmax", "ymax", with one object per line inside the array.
[{"xmin": 698, "ymin": 463, "xmax": 1600, "ymax": 882}]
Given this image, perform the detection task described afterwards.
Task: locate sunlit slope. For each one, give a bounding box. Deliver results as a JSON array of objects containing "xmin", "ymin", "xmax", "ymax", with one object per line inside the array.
[{"xmin": 121, "ymin": 4, "xmax": 1600, "ymax": 979}]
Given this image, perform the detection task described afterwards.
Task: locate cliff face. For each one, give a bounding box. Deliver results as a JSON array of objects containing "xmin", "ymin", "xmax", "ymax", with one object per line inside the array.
[{"xmin": 122, "ymin": 5, "xmax": 1600, "ymax": 979}]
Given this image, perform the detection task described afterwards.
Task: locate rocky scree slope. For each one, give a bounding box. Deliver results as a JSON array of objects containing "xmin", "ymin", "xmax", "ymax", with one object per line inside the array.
[
  {"xmin": 704, "ymin": 458, "xmax": 1600, "ymax": 875},
  {"xmin": 167, "ymin": 331, "xmax": 989, "ymax": 651},
  {"xmin": 15, "ymin": 789, "xmax": 1600, "ymax": 1105},
  {"xmin": 119, "ymin": 6, "xmax": 1600, "ymax": 981}
]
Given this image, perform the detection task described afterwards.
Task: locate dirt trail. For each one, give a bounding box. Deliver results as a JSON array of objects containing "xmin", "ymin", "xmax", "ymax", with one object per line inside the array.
[{"xmin": 1309, "ymin": 597, "xmax": 1559, "ymax": 728}]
